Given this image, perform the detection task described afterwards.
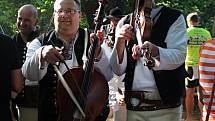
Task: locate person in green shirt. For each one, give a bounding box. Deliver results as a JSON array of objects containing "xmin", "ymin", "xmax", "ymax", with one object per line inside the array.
[{"xmin": 185, "ymin": 12, "xmax": 212, "ymax": 121}]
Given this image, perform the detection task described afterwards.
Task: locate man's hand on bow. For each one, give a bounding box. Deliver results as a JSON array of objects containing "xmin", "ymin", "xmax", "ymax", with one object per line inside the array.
[{"xmin": 41, "ymin": 45, "xmax": 64, "ymax": 64}]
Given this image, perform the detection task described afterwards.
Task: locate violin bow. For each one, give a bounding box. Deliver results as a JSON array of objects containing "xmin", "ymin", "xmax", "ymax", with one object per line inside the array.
[
  {"xmin": 48, "ymin": 32, "xmax": 86, "ymax": 118},
  {"xmin": 52, "ymin": 65, "xmax": 86, "ymax": 118},
  {"xmin": 131, "ymin": 0, "xmax": 155, "ymax": 69}
]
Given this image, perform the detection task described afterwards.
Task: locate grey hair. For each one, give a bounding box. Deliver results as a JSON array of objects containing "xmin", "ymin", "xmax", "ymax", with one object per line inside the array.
[
  {"xmin": 54, "ymin": 0, "xmax": 81, "ymax": 11},
  {"xmin": 74, "ymin": 0, "xmax": 81, "ymax": 10},
  {"xmin": 18, "ymin": 4, "xmax": 38, "ymax": 18}
]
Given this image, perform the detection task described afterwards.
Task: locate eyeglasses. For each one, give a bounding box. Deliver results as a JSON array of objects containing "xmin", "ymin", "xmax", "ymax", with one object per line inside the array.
[{"xmin": 54, "ymin": 9, "xmax": 80, "ymax": 15}]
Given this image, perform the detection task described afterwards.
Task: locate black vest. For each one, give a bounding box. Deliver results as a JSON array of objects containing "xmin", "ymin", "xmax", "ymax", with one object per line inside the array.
[
  {"xmin": 12, "ymin": 31, "xmax": 40, "ymax": 107},
  {"xmin": 124, "ymin": 6, "xmax": 187, "ymax": 105},
  {"xmin": 13, "ymin": 30, "xmax": 40, "ymax": 65},
  {"xmin": 37, "ymin": 28, "xmax": 89, "ymax": 121}
]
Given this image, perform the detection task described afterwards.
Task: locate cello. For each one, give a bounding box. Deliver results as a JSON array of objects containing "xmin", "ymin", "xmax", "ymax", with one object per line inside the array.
[{"xmin": 55, "ymin": 0, "xmax": 109, "ymax": 121}]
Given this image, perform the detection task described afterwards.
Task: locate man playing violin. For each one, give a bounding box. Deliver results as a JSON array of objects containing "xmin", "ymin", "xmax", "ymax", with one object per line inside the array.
[
  {"xmin": 22, "ymin": 0, "xmax": 112, "ymax": 121},
  {"xmin": 110, "ymin": 0, "xmax": 188, "ymax": 121},
  {"xmin": 102, "ymin": 7, "xmax": 127, "ymax": 121}
]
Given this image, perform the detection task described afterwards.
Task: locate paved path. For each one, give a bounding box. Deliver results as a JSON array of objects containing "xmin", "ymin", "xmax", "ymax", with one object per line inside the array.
[{"xmin": 106, "ymin": 107, "xmax": 201, "ymax": 121}]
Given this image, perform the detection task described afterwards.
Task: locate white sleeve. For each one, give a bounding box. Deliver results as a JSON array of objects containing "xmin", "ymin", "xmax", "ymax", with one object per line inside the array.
[
  {"xmin": 153, "ymin": 14, "xmax": 188, "ymax": 70},
  {"xmin": 94, "ymin": 47, "xmax": 113, "ymax": 81},
  {"xmin": 109, "ymin": 17, "xmax": 128, "ymax": 76},
  {"xmin": 110, "ymin": 47, "xmax": 127, "ymax": 76},
  {"xmin": 22, "ymin": 39, "xmax": 48, "ymax": 81}
]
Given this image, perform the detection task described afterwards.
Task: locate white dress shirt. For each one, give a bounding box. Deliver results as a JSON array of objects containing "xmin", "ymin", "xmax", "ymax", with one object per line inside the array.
[{"xmin": 22, "ymin": 30, "xmax": 113, "ymax": 82}]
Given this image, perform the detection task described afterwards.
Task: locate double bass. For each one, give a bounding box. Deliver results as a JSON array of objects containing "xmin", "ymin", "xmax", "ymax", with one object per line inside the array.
[{"xmin": 55, "ymin": 0, "xmax": 109, "ymax": 121}]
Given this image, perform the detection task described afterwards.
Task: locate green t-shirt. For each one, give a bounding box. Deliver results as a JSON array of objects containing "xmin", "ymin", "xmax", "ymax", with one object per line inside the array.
[{"xmin": 185, "ymin": 27, "xmax": 212, "ymax": 66}]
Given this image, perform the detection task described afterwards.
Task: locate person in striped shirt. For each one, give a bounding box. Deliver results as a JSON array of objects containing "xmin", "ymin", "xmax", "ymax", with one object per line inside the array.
[{"xmin": 199, "ymin": 38, "xmax": 215, "ymax": 121}]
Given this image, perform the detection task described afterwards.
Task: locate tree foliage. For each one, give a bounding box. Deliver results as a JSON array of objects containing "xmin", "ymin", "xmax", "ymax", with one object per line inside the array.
[{"xmin": 0, "ymin": 0, "xmax": 215, "ymax": 36}]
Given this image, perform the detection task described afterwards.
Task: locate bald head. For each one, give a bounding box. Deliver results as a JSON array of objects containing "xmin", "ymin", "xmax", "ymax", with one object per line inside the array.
[
  {"xmin": 18, "ymin": 4, "xmax": 38, "ymax": 19},
  {"xmin": 17, "ymin": 4, "xmax": 38, "ymax": 36}
]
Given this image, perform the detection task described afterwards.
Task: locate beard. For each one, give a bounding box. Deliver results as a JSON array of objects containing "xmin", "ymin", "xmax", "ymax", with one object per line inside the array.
[{"xmin": 19, "ymin": 26, "xmax": 34, "ymax": 35}]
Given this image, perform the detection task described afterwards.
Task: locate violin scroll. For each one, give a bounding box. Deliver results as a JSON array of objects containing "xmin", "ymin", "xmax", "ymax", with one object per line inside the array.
[
  {"xmin": 141, "ymin": 46, "xmax": 155, "ymax": 69},
  {"xmin": 93, "ymin": 0, "xmax": 108, "ymax": 32}
]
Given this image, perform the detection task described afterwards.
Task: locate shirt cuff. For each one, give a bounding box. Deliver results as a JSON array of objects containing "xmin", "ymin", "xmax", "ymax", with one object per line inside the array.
[{"xmin": 38, "ymin": 46, "xmax": 48, "ymax": 70}]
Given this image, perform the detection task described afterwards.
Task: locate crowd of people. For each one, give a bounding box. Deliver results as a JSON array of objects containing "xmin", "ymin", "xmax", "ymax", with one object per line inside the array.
[{"xmin": 0, "ymin": 0, "xmax": 215, "ymax": 121}]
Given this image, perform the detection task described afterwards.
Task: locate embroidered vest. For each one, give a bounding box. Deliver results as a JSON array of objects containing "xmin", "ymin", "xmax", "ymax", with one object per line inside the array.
[{"xmin": 37, "ymin": 28, "xmax": 90, "ymax": 121}]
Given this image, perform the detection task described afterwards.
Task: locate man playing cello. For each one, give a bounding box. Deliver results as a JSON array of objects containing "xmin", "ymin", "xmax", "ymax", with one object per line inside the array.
[{"xmin": 22, "ymin": 0, "xmax": 112, "ymax": 121}]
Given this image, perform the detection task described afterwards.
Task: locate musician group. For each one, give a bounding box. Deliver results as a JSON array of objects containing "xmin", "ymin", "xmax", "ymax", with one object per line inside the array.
[{"xmin": 1, "ymin": 0, "xmax": 215, "ymax": 121}]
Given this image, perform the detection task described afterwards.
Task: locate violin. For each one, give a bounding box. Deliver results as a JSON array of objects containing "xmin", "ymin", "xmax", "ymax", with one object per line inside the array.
[
  {"xmin": 55, "ymin": 0, "xmax": 109, "ymax": 121},
  {"xmin": 131, "ymin": 0, "xmax": 154, "ymax": 69}
]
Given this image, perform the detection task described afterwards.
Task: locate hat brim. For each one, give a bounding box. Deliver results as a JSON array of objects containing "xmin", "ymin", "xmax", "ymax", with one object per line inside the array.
[{"xmin": 106, "ymin": 15, "xmax": 123, "ymax": 20}]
